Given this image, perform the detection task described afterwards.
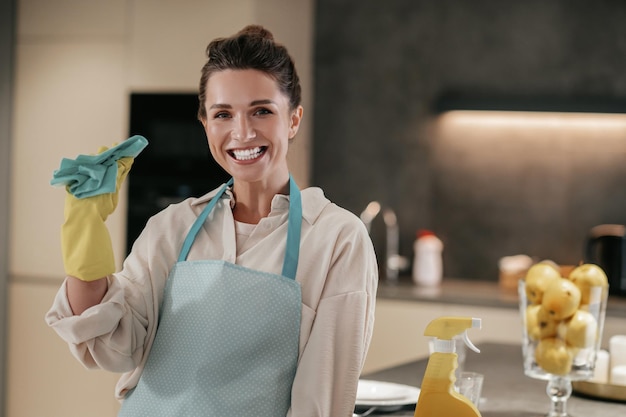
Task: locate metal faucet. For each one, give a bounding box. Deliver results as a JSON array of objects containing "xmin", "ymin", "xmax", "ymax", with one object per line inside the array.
[{"xmin": 360, "ymin": 201, "xmax": 408, "ymax": 281}]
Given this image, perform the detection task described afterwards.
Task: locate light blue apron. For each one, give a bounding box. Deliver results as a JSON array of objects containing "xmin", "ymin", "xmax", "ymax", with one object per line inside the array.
[{"xmin": 119, "ymin": 177, "xmax": 302, "ymax": 417}]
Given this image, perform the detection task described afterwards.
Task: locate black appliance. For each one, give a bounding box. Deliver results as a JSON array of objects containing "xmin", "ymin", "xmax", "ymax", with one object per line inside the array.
[
  {"xmin": 127, "ymin": 93, "xmax": 229, "ymax": 253},
  {"xmin": 584, "ymin": 224, "xmax": 626, "ymax": 297}
]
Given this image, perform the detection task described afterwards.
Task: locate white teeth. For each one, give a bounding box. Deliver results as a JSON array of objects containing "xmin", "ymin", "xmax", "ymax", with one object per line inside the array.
[{"xmin": 231, "ymin": 146, "xmax": 264, "ymax": 161}]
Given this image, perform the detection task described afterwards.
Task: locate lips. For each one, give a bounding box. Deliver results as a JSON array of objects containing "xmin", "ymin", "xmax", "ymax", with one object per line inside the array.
[{"xmin": 228, "ymin": 146, "xmax": 267, "ymax": 161}]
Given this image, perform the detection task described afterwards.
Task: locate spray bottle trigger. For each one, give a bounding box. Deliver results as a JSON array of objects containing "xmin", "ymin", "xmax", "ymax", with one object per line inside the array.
[{"xmin": 462, "ymin": 330, "xmax": 480, "ymax": 353}]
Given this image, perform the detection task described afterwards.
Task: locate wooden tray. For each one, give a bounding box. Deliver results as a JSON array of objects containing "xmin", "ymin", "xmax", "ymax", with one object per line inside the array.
[{"xmin": 572, "ymin": 380, "xmax": 626, "ymax": 403}]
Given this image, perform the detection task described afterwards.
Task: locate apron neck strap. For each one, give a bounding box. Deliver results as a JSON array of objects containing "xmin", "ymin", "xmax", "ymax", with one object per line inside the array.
[
  {"xmin": 178, "ymin": 178, "xmax": 233, "ymax": 263},
  {"xmin": 281, "ymin": 176, "xmax": 301, "ymax": 279},
  {"xmin": 178, "ymin": 176, "xmax": 302, "ymax": 280}
]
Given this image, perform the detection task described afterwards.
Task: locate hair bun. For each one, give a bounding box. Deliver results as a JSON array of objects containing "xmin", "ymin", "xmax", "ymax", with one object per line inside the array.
[{"xmin": 237, "ymin": 24, "xmax": 274, "ymax": 41}]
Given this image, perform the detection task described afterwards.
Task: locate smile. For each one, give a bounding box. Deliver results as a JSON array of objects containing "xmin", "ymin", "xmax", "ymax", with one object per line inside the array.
[{"xmin": 229, "ymin": 146, "xmax": 267, "ymax": 161}]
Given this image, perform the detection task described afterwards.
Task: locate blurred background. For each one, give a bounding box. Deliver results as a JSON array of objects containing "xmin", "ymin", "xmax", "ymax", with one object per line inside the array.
[
  {"xmin": 1, "ymin": 0, "xmax": 626, "ymax": 416},
  {"xmin": 312, "ymin": 1, "xmax": 626, "ymax": 280}
]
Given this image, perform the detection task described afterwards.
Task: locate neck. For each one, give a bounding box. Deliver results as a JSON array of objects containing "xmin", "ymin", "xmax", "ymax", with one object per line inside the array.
[{"xmin": 231, "ymin": 175, "xmax": 290, "ymax": 224}]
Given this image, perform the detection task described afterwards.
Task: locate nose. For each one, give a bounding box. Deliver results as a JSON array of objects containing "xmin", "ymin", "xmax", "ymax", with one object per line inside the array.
[{"xmin": 231, "ymin": 116, "xmax": 256, "ymax": 141}]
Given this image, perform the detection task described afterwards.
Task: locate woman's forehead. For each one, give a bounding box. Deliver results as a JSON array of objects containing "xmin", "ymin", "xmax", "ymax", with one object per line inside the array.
[{"xmin": 207, "ymin": 69, "xmax": 276, "ymax": 93}]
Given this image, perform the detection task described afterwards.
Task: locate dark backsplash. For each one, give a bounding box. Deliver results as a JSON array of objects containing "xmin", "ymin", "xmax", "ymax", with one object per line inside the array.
[{"xmin": 312, "ymin": 0, "xmax": 626, "ymax": 281}]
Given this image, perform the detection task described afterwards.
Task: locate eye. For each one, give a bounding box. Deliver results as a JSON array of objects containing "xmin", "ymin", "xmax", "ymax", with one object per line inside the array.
[
  {"xmin": 253, "ymin": 107, "xmax": 273, "ymax": 116},
  {"xmin": 213, "ymin": 111, "xmax": 231, "ymax": 119}
]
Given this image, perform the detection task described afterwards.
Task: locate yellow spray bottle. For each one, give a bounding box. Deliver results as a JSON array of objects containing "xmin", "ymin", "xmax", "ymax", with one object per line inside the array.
[{"xmin": 414, "ymin": 316, "xmax": 482, "ymax": 417}]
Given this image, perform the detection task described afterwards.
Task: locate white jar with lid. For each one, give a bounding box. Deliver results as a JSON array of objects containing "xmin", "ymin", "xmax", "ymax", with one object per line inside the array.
[{"xmin": 413, "ymin": 230, "xmax": 444, "ymax": 287}]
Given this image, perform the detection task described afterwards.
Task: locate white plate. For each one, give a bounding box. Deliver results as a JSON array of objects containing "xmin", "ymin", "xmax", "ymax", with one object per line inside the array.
[{"xmin": 356, "ymin": 379, "xmax": 421, "ymax": 407}]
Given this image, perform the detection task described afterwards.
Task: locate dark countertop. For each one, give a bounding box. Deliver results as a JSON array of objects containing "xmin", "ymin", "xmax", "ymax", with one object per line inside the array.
[
  {"xmin": 376, "ymin": 277, "xmax": 626, "ymax": 318},
  {"xmin": 359, "ymin": 342, "xmax": 626, "ymax": 416}
]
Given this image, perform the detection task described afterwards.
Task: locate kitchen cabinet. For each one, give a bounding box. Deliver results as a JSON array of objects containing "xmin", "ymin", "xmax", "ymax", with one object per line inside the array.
[{"xmin": 6, "ymin": 281, "xmax": 121, "ymax": 417}]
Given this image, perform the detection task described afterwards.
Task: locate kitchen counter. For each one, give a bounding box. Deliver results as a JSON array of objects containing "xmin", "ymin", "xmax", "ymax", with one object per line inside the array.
[
  {"xmin": 359, "ymin": 342, "xmax": 626, "ymax": 416},
  {"xmin": 376, "ymin": 277, "xmax": 626, "ymax": 318}
]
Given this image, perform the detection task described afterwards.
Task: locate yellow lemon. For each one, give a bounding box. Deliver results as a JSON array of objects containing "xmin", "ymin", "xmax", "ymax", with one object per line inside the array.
[
  {"xmin": 542, "ymin": 278, "xmax": 581, "ymax": 321},
  {"xmin": 535, "ymin": 337, "xmax": 574, "ymax": 375},
  {"xmin": 525, "ymin": 263, "xmax": 562, "ymax": 305}
]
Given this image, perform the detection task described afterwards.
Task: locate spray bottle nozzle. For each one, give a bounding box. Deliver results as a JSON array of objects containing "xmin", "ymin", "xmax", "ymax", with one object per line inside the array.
[
  {"xmin": 462, "ymin": 330, "xmax": 480, "ymax": 353},
  {"xmin": 425, "ymin": 317, "xmax": 482, "ymax": 353}
]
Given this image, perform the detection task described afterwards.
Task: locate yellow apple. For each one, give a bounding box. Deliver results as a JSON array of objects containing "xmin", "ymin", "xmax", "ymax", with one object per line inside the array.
[
  {"xmin": 525, "ymin": 263, "xmax": 562, "ymax": 305},
  {"xmin": 535, "ymin": 337, "xmax": 574, "ymax": 375},
  {"xmin": 568, "ymin": 264, "xmax": 609, "ymax": 304},
  {"xmin": 538, "ymin": 259, "xmax": 560, "ymax": 273},
  {"xmin": 526, "ymin": 304, "xmax": 542, "ymax": 340},
  {"xmin": 541, "ymin": 278, "xmax": 581, "ymax": 321},
  {"xmin": 524, "ymin": 305, "xmax": 558, "ymax": 339},
  {"xmin": 563, "ymin": 309, "xmax": 598, "ymax": 348},
  {"xmin": 537, "ymin": 306, "xmax": 559, "ymax": 339}
]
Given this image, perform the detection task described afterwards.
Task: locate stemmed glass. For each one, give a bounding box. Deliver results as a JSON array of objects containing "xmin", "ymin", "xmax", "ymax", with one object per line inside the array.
[{"xmin": 518, "ymin": 275, "xmax": 607, "ymax": 417}]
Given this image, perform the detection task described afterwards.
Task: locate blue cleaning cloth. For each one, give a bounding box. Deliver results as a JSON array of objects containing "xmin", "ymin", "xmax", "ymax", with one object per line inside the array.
[{"xmin": 50, "ymin": 135, "xmax": 148, "ymax": 199}]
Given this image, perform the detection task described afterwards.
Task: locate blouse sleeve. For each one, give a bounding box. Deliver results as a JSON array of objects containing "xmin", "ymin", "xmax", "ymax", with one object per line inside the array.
[
  {"xmin": 44, "ymin": 205, "xmax": 184, "ymax": 374},
  {"xmin": 44, "ymin": 274, "xmax": 151, "ymax": 373}
]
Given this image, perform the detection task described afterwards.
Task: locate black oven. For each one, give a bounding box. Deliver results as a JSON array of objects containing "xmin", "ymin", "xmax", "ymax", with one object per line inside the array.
[{"xmin": 127, "ymin": 93, "xmax": 229, "ymax": 253}]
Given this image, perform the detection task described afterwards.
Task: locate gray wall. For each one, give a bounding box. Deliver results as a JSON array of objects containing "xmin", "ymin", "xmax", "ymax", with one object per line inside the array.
[
  {"xmin": 0, "ymin": 0, "xmax": 15, "ymax": 412},
  {"xmin": 313, "ymin": 0, "xmax": 626, "ymax": 280}
]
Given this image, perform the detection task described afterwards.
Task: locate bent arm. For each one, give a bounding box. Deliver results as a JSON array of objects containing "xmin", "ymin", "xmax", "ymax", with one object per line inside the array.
[
  {"xmin": 66, "ymin": 275, "xmax": 108, "ymax": 315},
  {"xmin": 46, "ymin": 201, "xmax": 194, "ymax": 375}
]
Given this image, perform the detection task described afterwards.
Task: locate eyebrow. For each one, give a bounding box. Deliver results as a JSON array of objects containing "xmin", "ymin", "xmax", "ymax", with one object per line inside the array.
[{"xmin": 209, "ymin": 99, "xmax": 276, "ymax": 110}]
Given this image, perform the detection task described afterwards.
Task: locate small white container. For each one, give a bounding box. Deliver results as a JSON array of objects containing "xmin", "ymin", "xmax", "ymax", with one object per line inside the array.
[
  {"xmin": 412, "ymin": 230, "xmax": 444, "ymax": 287},
  {"xmin": 591, "ymin": 349, "xmax": 610, "ymax": 384},
  {"xmin": 609, "ymin": 335, "xmax": 626, "ymax": 368},
  {"xmin": 610, "ymin": 365, "xmax": 626, "ymax": 386}
]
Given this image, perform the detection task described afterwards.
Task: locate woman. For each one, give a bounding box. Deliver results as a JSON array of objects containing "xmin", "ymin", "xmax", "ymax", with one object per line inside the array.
[{"xmin": 47, "ymin": 25, "xmax": 378, "ymax": 416}]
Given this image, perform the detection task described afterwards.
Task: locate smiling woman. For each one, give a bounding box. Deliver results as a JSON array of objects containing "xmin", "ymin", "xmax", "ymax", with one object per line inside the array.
[{"xmin": 46, "ymin": 25, "xmax": 378, "ymax": 417}]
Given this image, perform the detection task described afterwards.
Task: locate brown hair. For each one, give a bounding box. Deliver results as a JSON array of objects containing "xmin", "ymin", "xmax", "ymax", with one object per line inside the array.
[{"xmin": 197, "ymin": 25, "xmax": 302, "ymax": 121}]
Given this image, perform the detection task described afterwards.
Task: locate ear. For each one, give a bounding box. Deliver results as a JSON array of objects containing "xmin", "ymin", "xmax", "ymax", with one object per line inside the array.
[
  {"xmin": 199, "ymin": 117, "xmax": 207, "ymax": 129},
  {"xmin": 288, "ymin": 106, "xmax": 304, "ymax": 139}
]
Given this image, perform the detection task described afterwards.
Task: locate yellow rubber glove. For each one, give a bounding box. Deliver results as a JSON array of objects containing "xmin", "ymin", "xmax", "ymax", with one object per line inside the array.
[{"xmin": 61, "ymin": 151, "xmax": 134, "ymax": 281}]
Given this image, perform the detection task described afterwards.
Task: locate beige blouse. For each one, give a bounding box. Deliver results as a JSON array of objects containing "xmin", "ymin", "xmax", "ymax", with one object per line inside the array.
[{"xmin": 46, "ymin": 185, "xmax": 378, "ymax": 417}]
